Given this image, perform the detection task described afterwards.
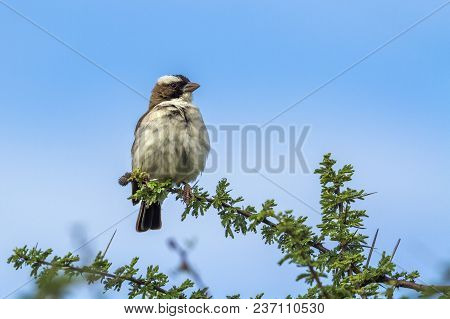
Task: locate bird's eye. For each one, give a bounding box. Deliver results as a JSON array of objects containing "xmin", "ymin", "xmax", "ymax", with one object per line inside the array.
[{"xmin": 170, "ymin": 83, "xmax": 177, "ymax": 88}]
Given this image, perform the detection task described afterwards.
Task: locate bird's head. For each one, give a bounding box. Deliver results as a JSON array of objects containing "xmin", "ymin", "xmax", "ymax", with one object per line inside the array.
[{"xmin": 149, "ymin": 75, "xmax": 200, "ymax": 109}]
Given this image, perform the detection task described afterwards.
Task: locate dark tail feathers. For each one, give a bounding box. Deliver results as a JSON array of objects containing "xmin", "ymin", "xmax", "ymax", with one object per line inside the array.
[
  {"xmin": 131, "ymin": 181, "xmax": 139, "ymax": 206},
  {"xmin": 136, "ymin": 202, "xmax": 162, "ymax": 232}
]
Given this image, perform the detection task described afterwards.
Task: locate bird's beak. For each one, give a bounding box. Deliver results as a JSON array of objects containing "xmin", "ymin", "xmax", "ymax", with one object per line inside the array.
[{"xmin": 183, "ymin": 82, "xmax": 200, "ymax": 93}]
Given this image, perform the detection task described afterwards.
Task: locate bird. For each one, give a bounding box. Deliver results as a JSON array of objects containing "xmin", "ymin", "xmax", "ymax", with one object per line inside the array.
[{"xmin": 128, "ymin": 75, "xmax": 210, "ymax": 232}]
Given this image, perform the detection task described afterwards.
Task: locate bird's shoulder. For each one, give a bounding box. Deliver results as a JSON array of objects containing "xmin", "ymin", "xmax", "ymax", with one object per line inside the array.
[{"xmin": 134, "ymin": 100, "xmax": 200, "ymax": 134}]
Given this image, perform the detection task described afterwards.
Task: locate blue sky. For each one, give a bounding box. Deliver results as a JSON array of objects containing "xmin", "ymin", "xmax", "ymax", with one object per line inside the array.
[{"xmin": 1, "ymin": 0, "xmax": 449, "ymax": 298}]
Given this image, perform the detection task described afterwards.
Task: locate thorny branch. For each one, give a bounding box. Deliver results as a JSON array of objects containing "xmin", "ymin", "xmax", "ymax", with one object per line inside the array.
[
  {"xmin": 167, "ymin": 188, "xmax": 442, "ymax": 294},
  {"xmin": 120, "ymin": 167, "xmax": 450, "ymax": 297},
  {"xmin": 10, "ymin": 154, "xmax": 450, "ymax": 299},
  {"xmin": 16, "ymin": 252, "xmax": 169, "ymax": 295}
]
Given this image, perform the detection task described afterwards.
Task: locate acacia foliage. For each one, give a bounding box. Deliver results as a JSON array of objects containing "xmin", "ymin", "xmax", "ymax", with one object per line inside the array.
[{"xmin": 8, "ymin": 154, "xmax": 449, "ymax": 298}]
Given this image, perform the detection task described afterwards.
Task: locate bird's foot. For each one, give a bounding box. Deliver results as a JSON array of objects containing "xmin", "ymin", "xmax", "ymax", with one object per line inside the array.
[{"xmin": 182, "ymin": 183, "xmax": 193, "ymax": 204}]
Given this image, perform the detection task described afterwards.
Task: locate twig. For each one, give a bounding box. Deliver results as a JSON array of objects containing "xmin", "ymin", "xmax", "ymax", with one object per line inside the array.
[
  {"xmin": 17, "ymin": 253, "xmax": 169, "ymax": 295},
  {"xmin": 365, "ymin": 229, "xmax": 379, "ymax": 268},
  {"xmin": 180, "ymin": 188, "xmax": 331, "ymax": 297},
  {"xmin": 335, "ymin": 187, "xmax": 344, "ymax": 217},
  {"xmin": 123, "ymin": 175, "xmax": 449, "ymax": 296},
  {"xmin": 101, "ymin": 229, "xmax": 117, "ymax": 259},
  {"xmin": 390, "ymin": 239, "xmax": 401, "ymax": 262},
  {"xmin": 361, "ymin": 192, "xmax": 378, "ymax": 198},
  {"xmin": 307, "ymin": 263, "xmax": 330, "ymax": 299},
  {"xmin": 187, "ymin": 190, "xmax": 449, "ymax": 295},
  {"xmin": 167, "ymin": 238, "xmax": 207, "ymax": 291}
]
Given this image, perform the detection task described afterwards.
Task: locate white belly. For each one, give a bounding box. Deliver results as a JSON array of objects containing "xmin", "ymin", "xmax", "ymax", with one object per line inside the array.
[{"xmin": 132, "ymin": 102, "xmax": 210, "ymax": 183}]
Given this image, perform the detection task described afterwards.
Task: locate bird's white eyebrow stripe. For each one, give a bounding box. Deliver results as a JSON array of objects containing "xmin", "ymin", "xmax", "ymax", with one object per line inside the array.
[{"xmin": 157, "ymin": 75, "xmax": 181, "ymax": 85}]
